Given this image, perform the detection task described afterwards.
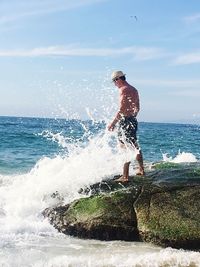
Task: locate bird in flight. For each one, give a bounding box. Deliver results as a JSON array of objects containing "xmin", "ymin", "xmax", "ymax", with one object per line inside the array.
[{"xmin": 130, "ymin": 15, "xmax": 138, "ymax": 21}]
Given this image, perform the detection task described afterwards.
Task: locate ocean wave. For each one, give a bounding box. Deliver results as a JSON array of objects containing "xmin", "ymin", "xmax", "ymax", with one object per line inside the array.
[{"xmin": 163, "ymin": 151, "xmax": 198, "ymax": 163}]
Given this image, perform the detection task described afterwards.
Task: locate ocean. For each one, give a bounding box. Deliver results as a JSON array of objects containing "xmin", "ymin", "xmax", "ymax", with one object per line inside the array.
[{"xmin": 0, "ymin": 116, "xmax": 199, "ymax": 267}]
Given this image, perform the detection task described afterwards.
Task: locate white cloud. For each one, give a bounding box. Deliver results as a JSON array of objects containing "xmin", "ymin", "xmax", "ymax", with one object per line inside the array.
[
  {"xmin": 0, "ymin": 0, "xmax": 106, "ymax": 25},
  {"xmin": 0, "ymin": 45, "xmax": 165, "ymax": 61},
  {"xmin": 173, "ymin": 52, "xmax": 200, "ymax": 65},
  {"xmin": 184, "ymin": 13, "xmax": 200, "ymax": 24}
]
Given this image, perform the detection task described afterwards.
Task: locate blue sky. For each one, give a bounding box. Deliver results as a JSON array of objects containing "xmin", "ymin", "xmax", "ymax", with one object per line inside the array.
[{"xmin": 0, "ymin": 0, "xmax": 200, "ymax": 123}]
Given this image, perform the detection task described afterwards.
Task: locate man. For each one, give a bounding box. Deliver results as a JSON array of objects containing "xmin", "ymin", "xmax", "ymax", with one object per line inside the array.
[{"xmin": 108, "ymin": 71, "xmax": 145, "ymax": 182}]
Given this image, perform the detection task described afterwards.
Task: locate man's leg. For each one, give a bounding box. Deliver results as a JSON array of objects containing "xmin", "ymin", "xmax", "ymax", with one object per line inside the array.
[
  {"xmin": 123, "ymin": 161, "xmax": 130, "ymax": 180},
  {"xmin": 136, "ymin": 150, "xmax": 145, "ymax": 175},
  {"xmin": 132, "ymin": 141, "xmax": 145, "ymax": 175},
  {"xmin": 115, "ymin": 161, "xmax": 130, "ymax": 182},
  {"xmin": 115, "ymin": 143, "xmax": 130, "ymax": 182}
]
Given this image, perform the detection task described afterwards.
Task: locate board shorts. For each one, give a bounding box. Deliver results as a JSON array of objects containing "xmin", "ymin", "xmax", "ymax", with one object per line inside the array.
[{"xmin": 118, "ymin": 116, "xmax": 138, "ymax": 146}]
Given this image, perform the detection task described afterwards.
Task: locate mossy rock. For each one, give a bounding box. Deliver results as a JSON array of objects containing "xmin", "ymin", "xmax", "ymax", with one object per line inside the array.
[
  {"xmin": 153, "ymin": 162, "xmax": 181, "ymax": 170},
  {"xmin": 44, "ymin": 163, "xmax": 200, "ymax": 250},
  {"xmin": 135, "ymin": 185, "xmax": 200, "ymax": 249},
  {"xmin": 187, "ymin": 168, "xmax": 200, "ymax": 179},
  {"xmin": 43, "ymin": 189, "xmax": 139, "ymax": 241}
]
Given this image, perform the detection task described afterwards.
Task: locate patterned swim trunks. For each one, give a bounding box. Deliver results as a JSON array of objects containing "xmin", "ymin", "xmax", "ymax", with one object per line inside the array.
[{"xmin": 118, "ymin": 116, "xmax": 138, "ymax": 146}]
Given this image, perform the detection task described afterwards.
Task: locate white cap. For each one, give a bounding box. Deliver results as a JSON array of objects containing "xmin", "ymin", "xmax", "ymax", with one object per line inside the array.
[{"xmin": 111, "ymin": 70, "xmax": 126, "ymax": 81}]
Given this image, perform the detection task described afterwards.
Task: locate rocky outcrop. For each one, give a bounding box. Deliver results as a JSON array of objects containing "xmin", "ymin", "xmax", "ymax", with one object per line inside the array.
[
  {"xmin": 134, "ymin": 183, "xmax": 200, "ymax": 250},
  {"xmin": 43, "ymin": 162, "xmax": 200, "ymax": 250},
  {"xmin": 43, "ymin": 189, "xmax": 140, "ymax": 241}
]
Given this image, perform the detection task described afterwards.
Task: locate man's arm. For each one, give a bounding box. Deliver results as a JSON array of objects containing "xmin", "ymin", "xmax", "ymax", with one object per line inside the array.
[
  {"xmin": 133, "ymin": 90, "xmax": 140, "ymax": 117},
  {"xmin": 108, "ymin": 91, "xmax": 125, "ymax": 131},
  {"xmin": 107, "ymin": 111, "xmax": 122, "ymax": 131}
]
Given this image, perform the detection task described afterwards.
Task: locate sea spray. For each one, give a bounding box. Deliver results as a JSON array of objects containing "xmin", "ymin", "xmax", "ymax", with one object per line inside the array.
[
  {"xmin": 163, "ymin": 151, "xmax": 198, "ymax": 163},
  {"xmin": 0, "ymin": 129, "xmax": 138, "ymax": 238}
]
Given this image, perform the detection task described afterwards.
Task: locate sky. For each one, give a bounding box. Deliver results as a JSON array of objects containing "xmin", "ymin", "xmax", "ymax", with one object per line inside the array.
[{"xmin": 0, "ymin": 0, "xmax": 200, "ymax": 123}]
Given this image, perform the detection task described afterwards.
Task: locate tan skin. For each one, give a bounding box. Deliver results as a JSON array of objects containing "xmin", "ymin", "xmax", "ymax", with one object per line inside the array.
[{"xmin": 108, "ymin": 77, "xmax": 145, "ymax": 181}]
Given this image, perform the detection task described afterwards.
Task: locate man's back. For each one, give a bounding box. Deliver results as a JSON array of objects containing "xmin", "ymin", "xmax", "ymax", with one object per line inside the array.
[{"xmin": 119, "ymin": 83, "xmax": 140, "ymax": 117}]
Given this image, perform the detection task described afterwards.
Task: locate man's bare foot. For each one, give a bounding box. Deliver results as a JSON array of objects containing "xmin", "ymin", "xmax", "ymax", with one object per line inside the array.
[
  {"xmin": 114, "ymin": 176, "xmax": 129, "ymax": 183},
  {"xmin": 135, "ymin": 170, "xmax": 145, "ymax": 176}
]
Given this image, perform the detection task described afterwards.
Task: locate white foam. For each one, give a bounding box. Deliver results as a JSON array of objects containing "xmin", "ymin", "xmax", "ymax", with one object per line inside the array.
[
  {"xmin": 163, "ymin": 151, "xmax": 198, "ymax": 163},
  {"xmin": 24, "ymin": 246, "xmax": 200, "ymax": 267},
  {"xmin": 38, "ymin": 130, "xmax": 70, "ymax": 148},
  {"xmin": 0, "ymin": 130, "xmax": 139, "ymax": 238}
]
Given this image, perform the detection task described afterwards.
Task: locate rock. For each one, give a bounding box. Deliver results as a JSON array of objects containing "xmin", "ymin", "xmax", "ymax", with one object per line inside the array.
[
  {"xmin": 43, "ymin": 162, "xmax": 200, "ymax": 250},
  {"xmin": 135, "ymin": 184, "xmax": 200, "ymax": 250},
  {"xmin": 43, "ymin": 188, "xmax": 140, "ymax": 241}
]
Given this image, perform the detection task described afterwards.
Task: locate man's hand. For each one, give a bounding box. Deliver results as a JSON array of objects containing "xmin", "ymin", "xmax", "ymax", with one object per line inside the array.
[{"xmin": 108, "ymin": 122, "xmax": 115, "ymax": 131}]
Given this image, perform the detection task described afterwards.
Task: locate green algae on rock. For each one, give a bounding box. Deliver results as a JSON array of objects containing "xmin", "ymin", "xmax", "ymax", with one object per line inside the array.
[
  {"xmin": 43, "ymin": 189, "xmax": 140, "ymax": 241},
  {"xmin": 43, "ymin": 163, "xmax": 200, "ymax": 250},
  {"xmin": 134, "ymin": 184, "xmax": 200, "ymax": 249}
]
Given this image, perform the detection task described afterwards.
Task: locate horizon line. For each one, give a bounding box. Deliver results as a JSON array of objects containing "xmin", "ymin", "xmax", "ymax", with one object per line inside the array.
[{"xmin": 0, "ymin": 114, "xmax": 198, "ymax": 125}]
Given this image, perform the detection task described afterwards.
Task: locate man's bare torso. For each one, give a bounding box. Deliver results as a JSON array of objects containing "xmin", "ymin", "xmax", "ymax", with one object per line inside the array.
[{"xmin": 119, "ymin": 84, "xmax": 140, "ymax": 117}]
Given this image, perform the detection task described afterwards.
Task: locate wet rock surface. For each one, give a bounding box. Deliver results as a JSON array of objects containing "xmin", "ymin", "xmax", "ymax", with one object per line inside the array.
[{"xmin": 43, "ymin": 162, "xmax": 200, "ymax": 250}]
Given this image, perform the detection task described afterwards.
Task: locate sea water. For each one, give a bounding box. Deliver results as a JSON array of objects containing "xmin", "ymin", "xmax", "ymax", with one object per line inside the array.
[{"xmin": 0, "ymin": 116, "xmax": 200, "ymax": 267}]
